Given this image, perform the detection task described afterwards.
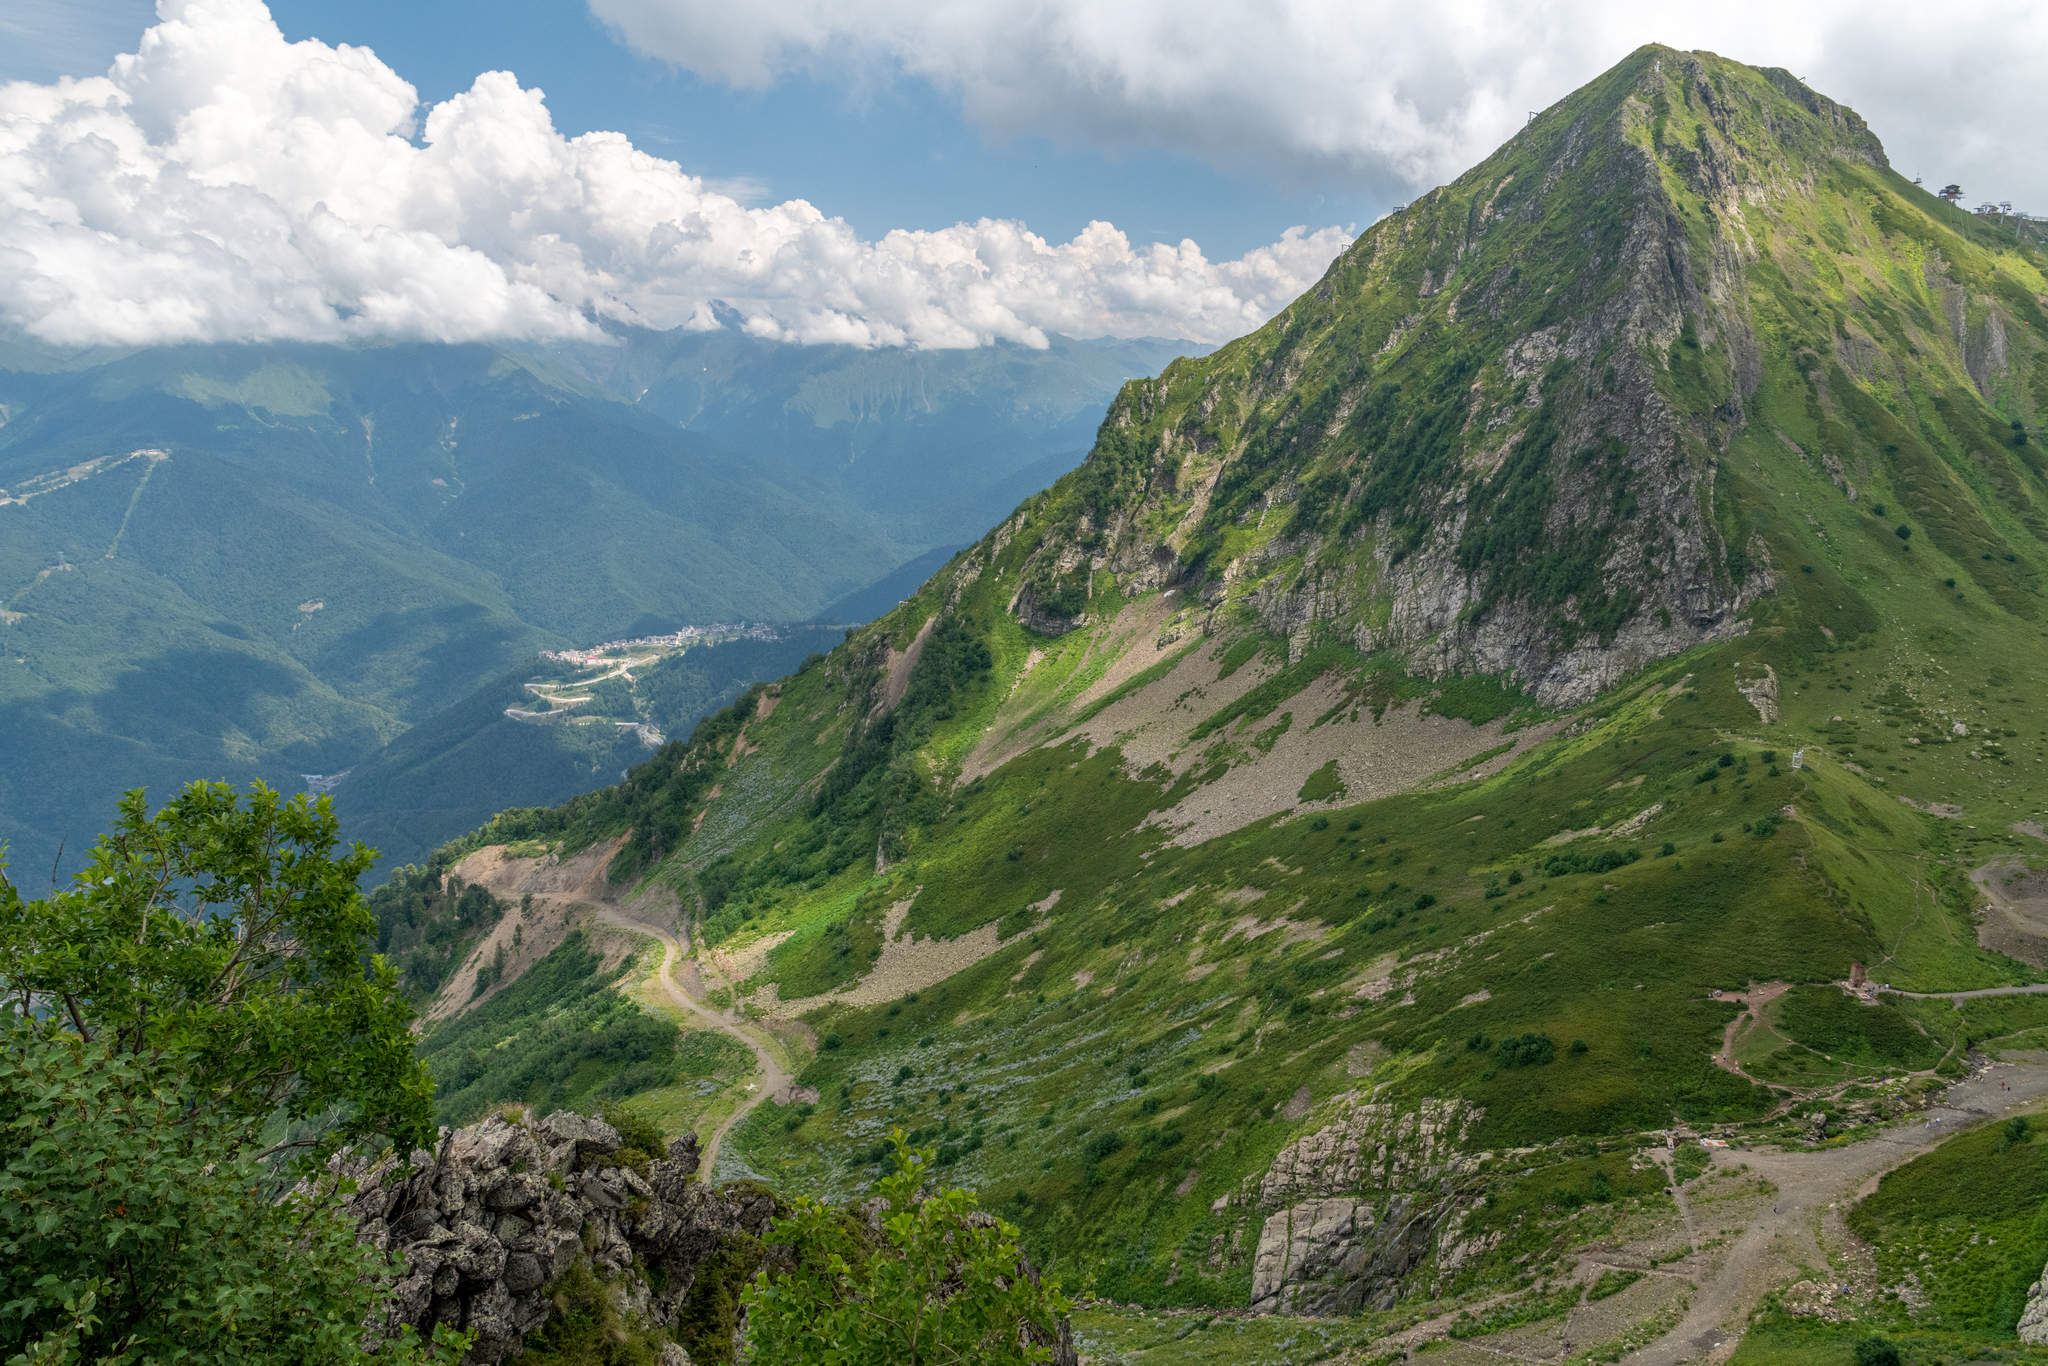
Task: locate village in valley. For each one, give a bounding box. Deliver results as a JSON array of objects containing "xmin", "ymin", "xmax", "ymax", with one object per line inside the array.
[{"xmin": 510, "ymin": 622, "xmax": 791, "ymax": 744}]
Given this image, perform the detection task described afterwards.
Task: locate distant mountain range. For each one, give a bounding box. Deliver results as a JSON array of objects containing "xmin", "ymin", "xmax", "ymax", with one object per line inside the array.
[
  {"xmin": 513, "ymin": 325, "xmax": 1206, "ymax": 549},
  {"xmin": 0, "ymin": 329, "xmax": 1202, "ymax": 879}
]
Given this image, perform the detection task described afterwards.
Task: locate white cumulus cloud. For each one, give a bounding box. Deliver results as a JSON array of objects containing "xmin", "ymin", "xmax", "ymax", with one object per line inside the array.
[
  {"xmin": 0, "ymin": 0, "xmax": 1351, "ymax": 349},
  {"xmin": 592, "ymin": 0, "xmax": 2048, "ymax": 209}
]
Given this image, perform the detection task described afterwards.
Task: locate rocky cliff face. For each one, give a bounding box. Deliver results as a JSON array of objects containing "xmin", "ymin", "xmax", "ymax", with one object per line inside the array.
[
  {"xmin": 2020, "ymin": 1271, "xmax": 2048, "ymax": 1344},
  {"xmin": 1218, "ymin": 1095, "xmax": 1487, "ymax": 1315},
  {"xmin": 341, "ymin": 1110, "xmax": 767, "ymax": 1364},
  {"xmin": 988, "ymin": 47, "xmax": 1961, "ymax": 705}
]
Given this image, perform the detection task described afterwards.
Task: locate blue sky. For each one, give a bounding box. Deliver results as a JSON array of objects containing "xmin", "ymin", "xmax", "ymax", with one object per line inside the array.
[{"xmin": 3, "ymin": 0, "xmax": 1375, "ymax": 259}]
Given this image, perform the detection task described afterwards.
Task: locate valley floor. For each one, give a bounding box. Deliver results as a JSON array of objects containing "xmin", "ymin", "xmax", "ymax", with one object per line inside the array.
[
  {"xmin": 596, "ymin": 905, "xmax": 808, "ymax": 1176},
  {"xmin": 431, "ymin": 835, "xmax": 813, "ymax": 1176}
]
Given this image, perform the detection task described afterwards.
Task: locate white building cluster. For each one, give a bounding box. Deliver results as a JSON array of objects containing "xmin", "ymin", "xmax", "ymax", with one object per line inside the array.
[{"xmin": 539, "ymin": 622, "xmax": 780, "ymax": 666}]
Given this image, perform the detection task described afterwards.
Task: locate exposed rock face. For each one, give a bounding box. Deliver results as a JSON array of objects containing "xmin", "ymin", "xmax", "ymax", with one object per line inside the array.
[
  {"xmin": 2020, "ymin": 1273, "xmax": 2048, "ymax": 1344},
  {"xmin": 1010, "ymin": 577, "xmax": 1089, "ymax": 637},
  {"xmin": 1736, "ymin": 662, "xmax": 1780, "ymax": 723},
  {"xmin": 341, "ymin": 1110, "xmax": 771, "ymax": 1363},
  {"xmin": 1237, "ymin": 1096, "xmax": 1487, "ymax": 1314},
  {"xmin": 341, "ymin": 1108, "xmax": 1078, "ymax": 1365}
]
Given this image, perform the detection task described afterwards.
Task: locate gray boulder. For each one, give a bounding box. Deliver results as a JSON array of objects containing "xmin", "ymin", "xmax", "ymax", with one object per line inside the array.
[{"xmin": 2020, "ymin": 1273, "xmax": 2048, "ymax": 1344}]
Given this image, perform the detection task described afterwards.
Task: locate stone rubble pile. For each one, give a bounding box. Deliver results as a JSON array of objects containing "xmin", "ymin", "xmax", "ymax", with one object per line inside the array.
[{"xmin": 341, "ymin": 1109, "xmax": 771, "ymax": 1364}]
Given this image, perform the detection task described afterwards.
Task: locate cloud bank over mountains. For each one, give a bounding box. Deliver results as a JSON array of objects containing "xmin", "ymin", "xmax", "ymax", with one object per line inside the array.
[
  {"xmin": 0, "ymin": 0, "xmax": 1350, "ymax": 350},
  {"xmin": 596, "ymin": 0, "xmax": 2048, "ymax": 207}
]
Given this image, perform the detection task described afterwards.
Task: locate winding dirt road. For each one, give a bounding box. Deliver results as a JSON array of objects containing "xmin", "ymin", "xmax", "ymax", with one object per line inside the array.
[
  {"xmin": 1623, "ymin": 1058, "xmax": 2048, "ymax": 1365},
  {"xmin": 1893, "ymin": 982, "xmax": 2048, "ymax": 1001},
  {"xmin": 596, "ymin": 908, "xmax": 795, "ymax": 1179},
  {"xmin": 1710, "ymin": 981, "xmax": 1791, "ymax": 1079}
]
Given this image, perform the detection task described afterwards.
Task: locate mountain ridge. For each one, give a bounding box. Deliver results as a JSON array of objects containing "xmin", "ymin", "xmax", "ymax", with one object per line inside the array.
[
  {"xmin": 379, "ymin": 44, "xmax": 2048, "ymax": 1357},
  {"xmin": 1000, "ymin": 49, "xmax": 1917, "ymax": 706}
]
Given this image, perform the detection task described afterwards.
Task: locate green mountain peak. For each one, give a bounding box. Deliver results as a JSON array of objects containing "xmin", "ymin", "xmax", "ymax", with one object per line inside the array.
[{"xmin": 1005, "ymin": 44, "xmax": 2039, "ymax": 704}]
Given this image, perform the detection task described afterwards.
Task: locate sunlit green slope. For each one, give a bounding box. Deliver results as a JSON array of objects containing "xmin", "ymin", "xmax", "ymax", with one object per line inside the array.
[{"xmin": 409, "ymin": 44, "xmax": 2048, "ymax": 1320}]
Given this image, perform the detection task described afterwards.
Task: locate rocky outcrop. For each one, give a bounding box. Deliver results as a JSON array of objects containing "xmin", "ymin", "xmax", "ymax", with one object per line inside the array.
[
  {"xmin": 340, "ymin": 1110, "xmax": 771, "ymax": 1363},
  {"xmin": 340, "ymin": 1108, "xmax": 1079, "ymax": 1365},
  {"xmin": 2020, "ymin": 1272, "xmax": 2048, "ymax": 1343},
  {"xmin": 1010, "ymin": 579, "xmax": 1089, "ymax": 637},
  {"xmin": 1232, "ymin": 1096, "xmax": 1488, "ymax": 1315}
]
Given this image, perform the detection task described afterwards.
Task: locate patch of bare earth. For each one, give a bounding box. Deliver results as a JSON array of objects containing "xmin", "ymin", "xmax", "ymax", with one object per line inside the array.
[
  {"xmin": 959, "ymin": 592, "xmax": 1213, "ymax": 782},
  {"xmin": 756, "ymin": 890, "xmax": 1059, "ymax": 1017},
  {"xmin": 1899, "ymin": 795, "xmax": 1965, "ymax": 818},
  {"xmin": 1063, "ymin": 591, "xmax": 1196, "ymax": 711},
  {"xmin": 970, "ymin": 610, "xmax": 1562, "ymax": 848},
  {"xmin": 709, "ymin": 929, "xmax": 796, "ymax": 988},
  {"xmin": 1061, "ymin": 628, "xmax": 1272, "ymax": 778},
  {"xmin": 726, "ymin": 689, "xmax": 782, "ymax": 763},
  {"xmin": 961, "ymin": 594, "xmax": 1571, "ymax": 848},
  {"xmin": 878, "ymin": 615, "xmax": 936, "ymax": 715},
  {"xmin": 1609, "ymin": 1061, "xmax": 2048, "ymax": 1366},
  {"xmin": 1971, "ymin": 859, "xmax": 2048, "ymax": 967},
  {"xmin": 425, "ymin": 837, "xmax": 676, "ymax": 1021},
  {"xmin": 1219, "ymin": 912, "xmax": 1326, "ymax": 949},
  {"xmin": 1131, "ymin": 670, "xmax": 1554, "ymax": 848}
]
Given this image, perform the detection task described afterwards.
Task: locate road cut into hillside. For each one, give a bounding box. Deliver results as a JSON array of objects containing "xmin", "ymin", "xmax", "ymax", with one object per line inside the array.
[
  {"xmin": 598, "ymin": 905, "xmax": 801, "ymax": 1180},
  {"xmin": 438, "ymin": 839, "xmax": 802, "ymax": 1178},
  {"xmin": 428, "ymin": 836, "xmax": 644, "ymax": 1020},
  {"xmin": 1618, "ymin": 1057, "xmax": 2048, "ymax": 1366}
]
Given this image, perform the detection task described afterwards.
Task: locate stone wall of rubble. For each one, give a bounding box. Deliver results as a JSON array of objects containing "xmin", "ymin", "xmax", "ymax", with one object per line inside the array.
[{"xmin": 340, "ymin": 1109, "xmax": 771, "ymax": 1364}]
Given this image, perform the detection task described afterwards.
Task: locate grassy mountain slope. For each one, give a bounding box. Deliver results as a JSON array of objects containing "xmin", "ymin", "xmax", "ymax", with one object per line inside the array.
[{"xmin": 362, "ymin": 44, "xmax": 2048, "ymax": 1348}]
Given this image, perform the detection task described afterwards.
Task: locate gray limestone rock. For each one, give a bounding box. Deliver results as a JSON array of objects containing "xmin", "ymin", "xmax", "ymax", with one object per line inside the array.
[
  {"xmin": 338, "ymin": 1109, "xmax": 744, "ymax": 1364},
  {"xmin": 337, "ymin": 1111, "xmax": 1075, "ymax": 1364},
  {"xmin": 2020, "ymin": 1274, "xmax": 2048, "ymax": 1343},
  {"xmin": 501, "ymin": 1252, "xmax": 547, "ymax": 1296},
  {"xmin": 541, "ymin": 1110, "xmax": 621, "ymax": 1156},
  {"xmin": 1234, "ymin": 1095, "xmax": 1489, "ymax": 1316}
]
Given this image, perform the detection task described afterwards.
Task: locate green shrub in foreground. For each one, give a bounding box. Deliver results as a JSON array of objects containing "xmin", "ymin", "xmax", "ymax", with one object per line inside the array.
[
  {"xmin": 0, "ymin": 783, "xmax": 455, "ymax": 1365},
  {"xmin": 0, "ymin": 1019, "xmax": 469, "ymax": 1366},
  {"xmin": 743, "ymin": 1132, "xmax": 1071, "ymax": 1364}
]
